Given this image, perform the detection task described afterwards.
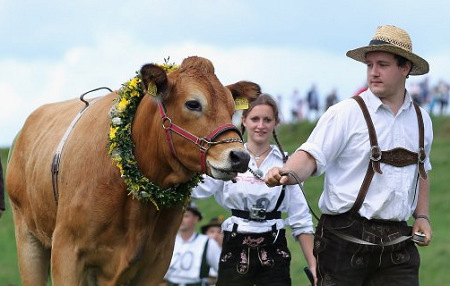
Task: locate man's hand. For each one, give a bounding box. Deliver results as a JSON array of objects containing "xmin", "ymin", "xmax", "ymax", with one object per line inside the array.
[
  {"xmin": 265, "ymin": 167, "xmax": 294, "ymax": 187},
  {"xmin": 413, "ymin": 216, "xmax": 432, "ymax": 246}
]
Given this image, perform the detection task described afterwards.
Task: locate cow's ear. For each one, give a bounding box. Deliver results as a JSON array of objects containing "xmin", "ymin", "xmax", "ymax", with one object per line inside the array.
[
  {"xmin": 226, "ymin": 81, "xmax": 261, "ymax": 101},
  {"xmin": 140, "ymin": 64, "xmax": 168, "ymax": 97}
]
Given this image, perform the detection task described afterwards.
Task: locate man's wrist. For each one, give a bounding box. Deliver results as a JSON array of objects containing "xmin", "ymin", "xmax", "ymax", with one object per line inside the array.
[{"xmin": 414, "ymin": 214, "xmax": 430, "ymax": 223}]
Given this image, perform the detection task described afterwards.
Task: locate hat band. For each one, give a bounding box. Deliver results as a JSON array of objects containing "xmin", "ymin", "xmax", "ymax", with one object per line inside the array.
[{"xmin": 369, "ymin": 39, "xmax": 391, "ymax": 46}]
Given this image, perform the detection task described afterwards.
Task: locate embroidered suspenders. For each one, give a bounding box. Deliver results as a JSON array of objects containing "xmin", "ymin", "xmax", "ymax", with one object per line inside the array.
[{"xmin": 350, "ymin": 95, "xmax": 427, "ymax": 213}]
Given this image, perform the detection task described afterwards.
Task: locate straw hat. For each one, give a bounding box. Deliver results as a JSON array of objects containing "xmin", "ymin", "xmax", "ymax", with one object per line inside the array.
[{"xmin": 346, "ymin": 25, "xmax": 429, "ymax": 75}]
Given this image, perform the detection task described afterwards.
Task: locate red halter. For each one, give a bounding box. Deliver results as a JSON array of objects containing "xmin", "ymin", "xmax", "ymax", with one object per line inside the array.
[{"xmin": 158, "ymin": 102, "xmax": 243, "ymax": 173}]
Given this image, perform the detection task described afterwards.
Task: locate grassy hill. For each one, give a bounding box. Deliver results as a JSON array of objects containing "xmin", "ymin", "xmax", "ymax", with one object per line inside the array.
[{"xmin": 1, "ymin": 115, "xmax": 450, "ymax": 285}]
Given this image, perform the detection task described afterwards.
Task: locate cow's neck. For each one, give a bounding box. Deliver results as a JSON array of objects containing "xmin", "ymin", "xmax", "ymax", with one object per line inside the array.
[{"xmin": 131, "ymin": 96, "xmax": 195, "ymax": 188}]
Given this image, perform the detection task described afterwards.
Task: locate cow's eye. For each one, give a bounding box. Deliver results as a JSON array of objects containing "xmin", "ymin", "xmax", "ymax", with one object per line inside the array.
[{"xmin": 185, "ymin": 100, "xmax": 202, "ymax": 111}]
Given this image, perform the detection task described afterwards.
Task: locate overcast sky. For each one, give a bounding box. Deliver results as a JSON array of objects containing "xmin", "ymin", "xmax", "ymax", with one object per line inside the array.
[{"xmin": 1, "ymin": 0, "xmax": 449, "ymax": 147}]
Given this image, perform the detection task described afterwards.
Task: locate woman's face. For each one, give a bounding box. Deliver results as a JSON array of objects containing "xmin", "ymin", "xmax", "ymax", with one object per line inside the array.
[{"xmin": 242, "ymin": 104, "xmax": 278, "ymax": 145}]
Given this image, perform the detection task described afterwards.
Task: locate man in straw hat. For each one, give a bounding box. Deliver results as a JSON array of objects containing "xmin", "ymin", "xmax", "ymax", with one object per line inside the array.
[{"xmin": 266, "ymin": 25, "xmax": 433, "ymax": 285}]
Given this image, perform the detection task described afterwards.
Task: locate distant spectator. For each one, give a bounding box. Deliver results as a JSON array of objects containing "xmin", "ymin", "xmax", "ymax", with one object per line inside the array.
[
  {"xmin": 201, "ymin": 216, "xmax": 225, "ymax": 248},
  {"xmin": 419, "ymin": 77, "xmax": 430, "ymax": 106},
  {"xmin": 428, "ymin": 85, "xmax": 439, "ymax": 116},
  {"xmin": 201, "ymin": 215, "xmax": 225, "ymax": 285},
  {"xmin": 354, "ymin": 84, "xmax": 368, "ymax": 96},
  {"xmin": 437, "ymin": 80, "xmax": 449, "ymax": 115},
  {"xmin": 409, "ymin": 82, "xmax": 422, "ymax": 105},
  {"xmin": 164, "ymin": 201, "xmax": 221, "ymax": 286},
  {"xmin": 306, "ymin": 84, "xmax": 319, "ymax": 121},
  {"xmin": 290, "ymin": 89, "xmax": 302, "ymax": 122},
  {"xmin": 325, "ymin": 88, "xmax": 339, "ymax": 110}
]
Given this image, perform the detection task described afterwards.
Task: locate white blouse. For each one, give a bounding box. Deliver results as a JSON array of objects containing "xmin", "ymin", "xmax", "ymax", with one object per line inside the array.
[{"xmin": 192, "ymin": 144, "xmax": 314, "ymax": 238}]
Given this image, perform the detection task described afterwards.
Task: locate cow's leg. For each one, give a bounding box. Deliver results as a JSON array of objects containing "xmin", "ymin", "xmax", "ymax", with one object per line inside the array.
[
  {"xmin": 12, "ymin": 211, "xmax": 51, "ymax": 286},
  {"xmin": 50, "ymin": 230, "xmax": 85, "ymax": 286}
]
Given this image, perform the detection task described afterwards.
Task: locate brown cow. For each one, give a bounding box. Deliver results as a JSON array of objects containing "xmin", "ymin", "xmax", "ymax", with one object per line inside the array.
[{"xmin": 6, "ymin": 56, "xmax": 260, "ymax": 285}]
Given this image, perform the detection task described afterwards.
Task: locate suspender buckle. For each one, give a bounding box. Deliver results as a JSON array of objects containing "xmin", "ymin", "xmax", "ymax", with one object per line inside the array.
[
  {"xmin": 418, "ymin": 147, "xmax": 426, "ymax": 163},
  {"xmin": 369, "ymin": 145, "xmax": 382, "ymax": 161}
]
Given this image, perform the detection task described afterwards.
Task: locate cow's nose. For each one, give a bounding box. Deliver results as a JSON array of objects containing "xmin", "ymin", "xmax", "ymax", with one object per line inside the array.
[{"xmin": 229, "ymin": 150, "xmax": 250, "ymax": 173}]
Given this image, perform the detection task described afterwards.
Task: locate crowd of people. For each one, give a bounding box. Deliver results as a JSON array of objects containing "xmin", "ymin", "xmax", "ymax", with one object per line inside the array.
[{"xmin": 287, "ymin": 77, "xmax": 449, "ymax": 124}]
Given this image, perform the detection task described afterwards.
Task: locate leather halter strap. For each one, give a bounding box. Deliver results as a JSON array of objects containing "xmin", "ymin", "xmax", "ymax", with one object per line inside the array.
[
  {"xmin": 158, "ymin": 102, "xmax": 243, "ymax": 173},
  {"xmin": 350, "ymin": 95, "xmax": 427, "ymax": 213}
]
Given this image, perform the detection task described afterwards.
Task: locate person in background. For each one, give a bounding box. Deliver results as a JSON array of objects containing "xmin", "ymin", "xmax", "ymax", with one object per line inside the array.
[
  {"xmin": 192, "ymin": 93, "xmax": 316, "ymax": 286},
  {"xmin": 0, "ymin": 154, "xmax": 5, "ymax": 218},
  {"xmin": 164, "ymin": 201, "xmax": 221, "ymax": 286},
  {"xmin": 201, "ymin": 216, "xmax": 226, "ymax": 286},
  {"xmin": 266, "ymin": 25, "xmax": 433, "ymax": 286},
  {"xmin": 201, "ymin": 216, "xmax": 225, "ymax": 248}
]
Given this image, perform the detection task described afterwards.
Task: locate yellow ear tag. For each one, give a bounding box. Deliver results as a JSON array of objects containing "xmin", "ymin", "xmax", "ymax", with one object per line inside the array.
[
  {"xmin": 147, "ymin": 82, "xmax": 157, "ymax": 97},
  {"xmin": 235, "ymin": 97, "xmax": 249, "ymax": 110}
]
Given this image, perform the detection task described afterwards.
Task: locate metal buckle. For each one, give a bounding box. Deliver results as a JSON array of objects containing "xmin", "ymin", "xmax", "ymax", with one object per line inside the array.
[
  {"xmin": 418, "ymin": 147, "xmax": 426, "ymax": 163},
  {"xmin": 370, "ymin": 145, "xmax": 382, "ymax": 161},
  {"xmin": 249, "ymin": 206, "xmax": 266, "ymax": 220}
]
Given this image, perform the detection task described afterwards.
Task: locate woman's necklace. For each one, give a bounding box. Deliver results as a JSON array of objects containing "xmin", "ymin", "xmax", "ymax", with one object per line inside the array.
[{"xmin": 247, "ymin": 146, "xmax": 272, "ymax": 162}]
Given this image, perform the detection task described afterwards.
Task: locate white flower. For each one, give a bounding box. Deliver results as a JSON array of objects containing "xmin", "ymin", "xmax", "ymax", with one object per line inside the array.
[
  {"xmin": 111, "ymin": 150, "xmax": 121, "ymax": 159},
  {"xmin": 112, "ymin": 117, "xmax": 122, "ymax": 125},
  {"xmin": 109, "ymin": 105, "xmax": 120, "ymax": 118}
]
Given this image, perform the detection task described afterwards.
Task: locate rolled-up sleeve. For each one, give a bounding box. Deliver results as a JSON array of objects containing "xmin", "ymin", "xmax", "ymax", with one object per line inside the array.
[{"xmin": 284, "ymin": 184, "xmax": 314, "ymax": 238}]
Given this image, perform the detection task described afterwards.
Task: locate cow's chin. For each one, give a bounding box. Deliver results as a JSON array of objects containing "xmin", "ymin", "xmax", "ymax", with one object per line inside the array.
[{"xmin": 207, "ymin": 164, "xmax": 238, "ymax": 181}]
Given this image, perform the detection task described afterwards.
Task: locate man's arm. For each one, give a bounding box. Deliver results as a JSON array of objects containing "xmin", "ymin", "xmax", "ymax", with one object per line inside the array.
[
  {"xmin": 413, "ymin": 177, "xmax": 432, "ymax": 246},
  {"xmin": 297, "ymin": 233, "xmax": 317, "ymax": 285},
  {"xmin": 265, "ymin": 150, "xmax": 316, "ymax": 186}
]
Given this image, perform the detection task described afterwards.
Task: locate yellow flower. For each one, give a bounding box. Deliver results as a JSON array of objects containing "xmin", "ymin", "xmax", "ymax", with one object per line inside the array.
[
  {"xmin": 116, "ymin": 162, "xmax": 124, "ymax": 174},
  {"xmin": 117, "ymin": 97, "xmax": 129, "ymax": 111},
  {"xmin": 130, "ymin": 90, "xmax": 139, "ymax": 97},
  {"xmin": 109, "ymin": 126, "xmax": 118, "ymax": 139},
  {"xmin": 129, "ymin": 77, "xmax": 139, "ymax": 88}
]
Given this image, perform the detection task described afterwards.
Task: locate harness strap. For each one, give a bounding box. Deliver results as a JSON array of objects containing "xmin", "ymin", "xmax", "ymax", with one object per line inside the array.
[
  {"xmin": 350, "ymin": 95, "xmax": 426, "ymax": 213},
  {"xmin": 51, "ymin": 91, "xmax": 107, "ymax": 204}
]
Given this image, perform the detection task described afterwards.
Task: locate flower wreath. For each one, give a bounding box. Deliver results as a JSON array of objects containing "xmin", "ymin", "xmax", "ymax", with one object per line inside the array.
[{"xmin": 108, "ymin": 61, "xmax": 202, "ymax": 210}]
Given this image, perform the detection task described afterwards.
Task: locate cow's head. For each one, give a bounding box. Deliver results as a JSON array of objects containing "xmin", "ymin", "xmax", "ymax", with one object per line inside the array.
[{"xmin": 140, "ymin": 56, "xmax": 260, "ymax": 180}]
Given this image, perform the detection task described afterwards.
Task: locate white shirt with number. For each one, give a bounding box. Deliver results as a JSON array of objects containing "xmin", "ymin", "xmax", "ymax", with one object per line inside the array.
[{"xmin": 165, "ymin": 232, "xmax": 221, "ymax": 284}]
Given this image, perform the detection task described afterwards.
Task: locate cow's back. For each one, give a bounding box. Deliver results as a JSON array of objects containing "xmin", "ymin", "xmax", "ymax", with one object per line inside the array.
[{"xmin": 7, "ymin": 94, "xmax": 116, "ymax": 246}]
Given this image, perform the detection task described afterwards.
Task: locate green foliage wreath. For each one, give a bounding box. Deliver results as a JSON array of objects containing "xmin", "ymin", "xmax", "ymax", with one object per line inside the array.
[{"xmin": 108, "ymin": 64, "xmax": 201, "ymax": 210}]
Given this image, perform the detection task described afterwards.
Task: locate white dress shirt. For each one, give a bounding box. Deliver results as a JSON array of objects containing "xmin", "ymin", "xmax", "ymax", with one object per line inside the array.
[
  {"xmin": 299, "ymin": 89, "xmax": 433, "ymax": 221},
  {"xmin": 192, "ymin": 145, "xmax": 314, "ymax": 238}
]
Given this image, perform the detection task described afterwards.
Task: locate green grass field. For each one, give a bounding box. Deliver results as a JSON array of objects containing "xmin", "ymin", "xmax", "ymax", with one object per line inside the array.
[{"xmin": 1, "ymin": 115, "xmax": 450, "ymax": 285}]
